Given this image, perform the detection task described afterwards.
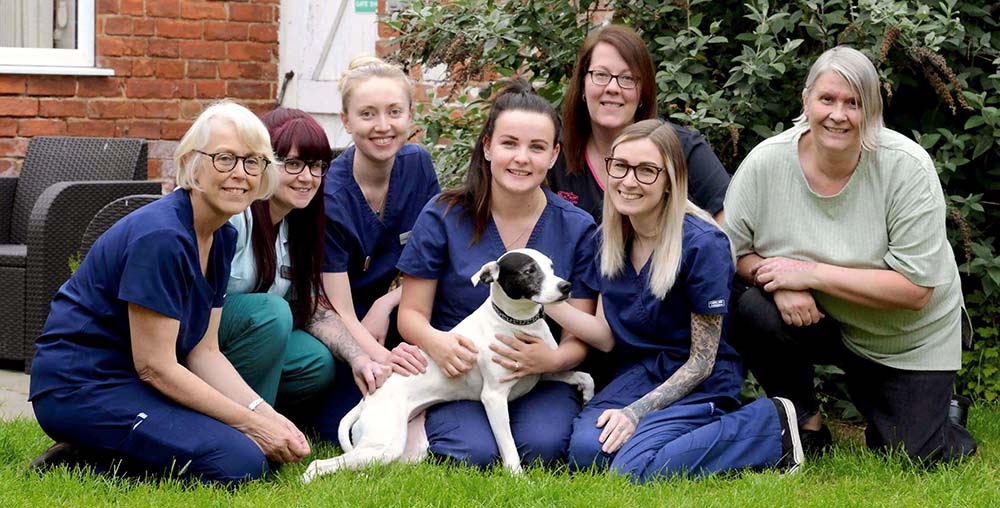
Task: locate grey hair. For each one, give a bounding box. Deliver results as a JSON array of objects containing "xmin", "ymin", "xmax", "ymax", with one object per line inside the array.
[
  {"xmin": 793, "ymin": 46, "xmax": 884, "ymax": 152},
  {"xmin": 173, "ymin": 100, "xmax": 277, "ymax": 200}
]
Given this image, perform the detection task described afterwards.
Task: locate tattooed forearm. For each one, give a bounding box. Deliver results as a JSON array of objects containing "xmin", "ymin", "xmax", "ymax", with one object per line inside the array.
[
  {"xmin": 622, "ymin": 313, "xmax": 722, "ymax": 424},
  {"xmin": 306, "ymin": 306, "xmax": 366, "ymax": 363}
]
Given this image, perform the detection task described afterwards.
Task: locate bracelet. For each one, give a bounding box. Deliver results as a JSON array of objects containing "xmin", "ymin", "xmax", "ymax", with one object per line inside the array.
[{"xmin": 247, "ymin": 397, "xmax": 265, "ymax": 412}]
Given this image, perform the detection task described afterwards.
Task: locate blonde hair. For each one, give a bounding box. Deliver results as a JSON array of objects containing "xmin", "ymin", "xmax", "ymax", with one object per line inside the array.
[
  {"xmin": 173, "ymin": 100, "xmax": 278, "ymax": 200},
  {"xmin": 793, "ymin": 46, "xmax": 884, "ymax": 152},
  {"xmin": 338, "ymin": 55, "xmax": 413, "ymax": 112},
  {"xmin": 601, "ymin": 120, "xmax": 719, "ymax": 299}
]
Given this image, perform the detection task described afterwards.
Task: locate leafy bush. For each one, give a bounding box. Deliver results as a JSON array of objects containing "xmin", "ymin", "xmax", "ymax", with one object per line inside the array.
[{"xmin": 386, "ymin": 0, "xmax": 1000, "ymax": 404}]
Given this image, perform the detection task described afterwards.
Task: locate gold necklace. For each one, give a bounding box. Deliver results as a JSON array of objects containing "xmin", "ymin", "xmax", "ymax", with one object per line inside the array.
[
  {"xmin": 498, "ymin": 192, "xmax": 544, "ymax": 250},
  {"xmin": 368, "ymin": 188, "xmax": 387, "ymax": 218}
]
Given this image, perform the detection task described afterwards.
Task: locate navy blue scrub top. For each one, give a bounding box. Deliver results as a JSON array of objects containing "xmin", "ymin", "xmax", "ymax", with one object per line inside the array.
[
  {"xmin": 548, "ymin": 122, "xmax": 731, "ymax": 223},
  {"xmin": 397, "ymin": 189, "xmax": 598, "ymax": 332},
  {"xmin": 589, "ymin": 215, "xmax": 742, "ymax": 405},
  {"xmin": 323, "ymin": 144, "xmax": 440, "ymax": 318},
  {"xmin": 29, "ymin": 189, "xmax": 236, "ymax": 400}
]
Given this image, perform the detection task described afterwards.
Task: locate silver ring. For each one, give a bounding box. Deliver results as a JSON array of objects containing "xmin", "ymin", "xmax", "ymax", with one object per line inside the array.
[{"xmin": 514, "ymin": 360, "xmax": 520, "ymax": 371}]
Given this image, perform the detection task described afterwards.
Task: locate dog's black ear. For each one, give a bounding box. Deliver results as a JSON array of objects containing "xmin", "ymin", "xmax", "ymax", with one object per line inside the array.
[{"xmin": 471, "ymin": 261, "xmax": 499, "ymax": 287}]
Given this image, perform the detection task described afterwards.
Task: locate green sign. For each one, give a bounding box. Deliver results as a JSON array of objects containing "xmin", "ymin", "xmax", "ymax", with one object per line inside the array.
[{"xmin": 355, "ymin": 0, "xmax": 377, "ymax": 13}]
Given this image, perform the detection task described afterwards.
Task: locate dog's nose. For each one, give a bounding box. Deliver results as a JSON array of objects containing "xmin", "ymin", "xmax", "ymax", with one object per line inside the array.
[{"xmin": 557, "ymin": 280, "xmax": 571, "ymax": 295}]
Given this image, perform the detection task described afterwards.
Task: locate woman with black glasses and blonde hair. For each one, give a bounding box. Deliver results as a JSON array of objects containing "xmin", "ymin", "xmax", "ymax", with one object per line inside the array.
[
  {"xmin": 546, "ymin": 119, "xmax": 803, "ymax": 482},
  {"xmin": 219, "ymin": 107, "xmax": 391, "ymax": 432},
  {"xmin": 29, "ymin": 101, "xmax": 310, "ymax": 484}
]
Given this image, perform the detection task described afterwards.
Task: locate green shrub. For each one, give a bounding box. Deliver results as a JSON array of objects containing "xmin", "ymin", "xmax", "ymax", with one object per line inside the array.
[{"xmin": 386, "ymin": 0, "xmax": 1000, "ymax": 404}]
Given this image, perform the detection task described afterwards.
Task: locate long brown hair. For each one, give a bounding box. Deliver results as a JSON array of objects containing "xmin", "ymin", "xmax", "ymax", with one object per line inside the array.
[
  {"xmin": 438, "ymin": 78, "xmax": 562, "ymax": 243},
  {"xmin": 562, "ymin": 24, "xmax": 658, "ymax": 175}
]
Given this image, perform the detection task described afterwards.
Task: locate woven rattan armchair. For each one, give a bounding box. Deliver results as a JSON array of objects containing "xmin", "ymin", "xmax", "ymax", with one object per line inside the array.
[
  {"xmin": 0, "ymin": 136, "xmax": 161, "ymax": 370},
  {"xmin": 79, "ymin": 194, "xmax": 162, "ymax": 253}
]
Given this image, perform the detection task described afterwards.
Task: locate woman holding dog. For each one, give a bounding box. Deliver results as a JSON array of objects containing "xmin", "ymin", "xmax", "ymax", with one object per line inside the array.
[
  {"xmin": 314, "ymin": 56, "xmax": 439, "ymax": 441},
  {"xmin": 29, "ymin": 101, "xmax": 309, "ymax": 484},
  {"xmin": 219, "ymin": 107, "xmax": 390, "ymax": 430},
  {"xmin": 723, "ymin": 46, "xmax": 976, "ymax": 462},
  {"xmin": 397, "ymin": 79, "xmax": 598, "ymax": 468},
  {"xmin": 550, "ymin": 24, "xmax": 730, "ymax": 224},
  {"xmin": 545, "ymin": 119, "xmax": 804, "ymax": 481}
]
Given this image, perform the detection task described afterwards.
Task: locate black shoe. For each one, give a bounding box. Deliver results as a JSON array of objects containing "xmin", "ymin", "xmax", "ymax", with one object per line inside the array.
[
  {"xmin": 948, "ymin": 394, "xmax": 971, "ymax": 428},
  {"xmin": 799, "ymin": 424, "xmax": 832, "ymax": 456},
  {"xmin": 772, "ymin": 397, "xmax": 804, "ymax": 474},
  {"xmin": 28, "ymin": 442, "xmax": 87, "ymax": 471}
]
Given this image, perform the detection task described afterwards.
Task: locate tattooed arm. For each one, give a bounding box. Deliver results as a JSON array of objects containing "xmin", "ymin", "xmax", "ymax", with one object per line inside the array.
[
  {"xmin": 306, "ymin": 305, "xmax": 364, "ymax": 363},
  {"xmin": 596, "ymin": 313, "xmax": 722, "ymax": 453},
  {"xmin": 306, "ymin": 304, "xmax": 391, "ymax": 394}
]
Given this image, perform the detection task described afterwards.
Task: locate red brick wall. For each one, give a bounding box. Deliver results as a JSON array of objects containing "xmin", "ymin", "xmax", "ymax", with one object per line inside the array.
[{"xmin": 0, "ymin": 0, "xmax": 280, "ymax": 183}]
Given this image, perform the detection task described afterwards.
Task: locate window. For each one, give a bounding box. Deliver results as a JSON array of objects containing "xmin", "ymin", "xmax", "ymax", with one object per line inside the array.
[{"xmin": 0, "ymin": 0, "xmax": 112, "ymax": 75}]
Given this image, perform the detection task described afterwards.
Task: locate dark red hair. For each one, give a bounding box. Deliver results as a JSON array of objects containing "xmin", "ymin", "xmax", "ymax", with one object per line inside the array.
[{"xmin": 250, "ymin": 108, "xmax": 333, "ymax": 327}]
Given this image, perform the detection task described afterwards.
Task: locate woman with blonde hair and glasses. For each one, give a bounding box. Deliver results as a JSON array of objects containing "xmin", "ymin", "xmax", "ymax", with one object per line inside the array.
[
  {"xmin": 29, "ymin": 101, "xmax": 310, "ymax": 484},
  {"xmin": 546, "ymin": 120, "xmax": 803, "ymax": 481}
]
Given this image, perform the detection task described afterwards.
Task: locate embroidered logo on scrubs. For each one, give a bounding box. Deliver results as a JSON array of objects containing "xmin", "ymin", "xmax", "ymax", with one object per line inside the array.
[
  {"xmin": 707, "ymin": 299, "xmax": 725, "ymax": 309},
  {"xmin": 556, "ymin": 191, "xmax": 579, "ymax": 205},
  {"xmin": 280, "ymin": 265, "xmax": 292, "ymax": 280},
  {"xmin": 399, "ymin": 231, "xmax": 410, "ymax": 245}
]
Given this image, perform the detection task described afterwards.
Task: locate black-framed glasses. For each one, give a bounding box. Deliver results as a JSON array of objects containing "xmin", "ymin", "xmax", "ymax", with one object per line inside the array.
[
  {"xmin": 587, "ymin": 69, "xmax": 638, "ymax": 89},
  {"xmin": 279, "ymin": 158, "xmax": 331, "ymax": 177},
  {"xmin": 195, "ymin": 150, "xmax": 269, "ymax": 175},
  {"xmin": 605, "ymin": 157, "xmax": 664, "ymax": 184}
]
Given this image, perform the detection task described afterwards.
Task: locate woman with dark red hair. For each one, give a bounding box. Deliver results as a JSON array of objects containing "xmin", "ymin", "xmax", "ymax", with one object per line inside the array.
[{"xmin": 219, "ymin": 108, "xmax": 391, "ymax": 423}]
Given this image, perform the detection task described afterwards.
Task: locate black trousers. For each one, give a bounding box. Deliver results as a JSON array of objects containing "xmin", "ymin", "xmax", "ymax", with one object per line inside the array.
[{"xmin": 729, "ymin": 284, "xmax": 977, "ymax": 463}]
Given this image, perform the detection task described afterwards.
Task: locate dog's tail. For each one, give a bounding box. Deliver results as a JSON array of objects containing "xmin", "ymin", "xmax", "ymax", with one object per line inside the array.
[{"xmin": 338, "ymin": 402, "xmax": 363, "ymax": 452}]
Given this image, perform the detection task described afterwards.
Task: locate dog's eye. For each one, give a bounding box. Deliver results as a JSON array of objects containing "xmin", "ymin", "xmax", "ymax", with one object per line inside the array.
[{"xmin": 525, "ymin": 267, "xmax": 535, "ymax": 274}]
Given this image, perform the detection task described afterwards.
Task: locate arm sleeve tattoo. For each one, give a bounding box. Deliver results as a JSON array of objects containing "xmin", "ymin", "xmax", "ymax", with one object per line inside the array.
[
  {"xmin": 305, "ymin": 304, "xmax": 366, "ymax": 363},
  {"xmin": 622, "ymin": 313, "xmax": 722, "ymax": 424}
]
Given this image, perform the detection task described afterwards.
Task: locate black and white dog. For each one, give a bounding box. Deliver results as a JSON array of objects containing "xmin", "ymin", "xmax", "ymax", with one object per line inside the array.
[{"xmin": 302, "ymin": 248, "xmax": 594, "ymax": 482}]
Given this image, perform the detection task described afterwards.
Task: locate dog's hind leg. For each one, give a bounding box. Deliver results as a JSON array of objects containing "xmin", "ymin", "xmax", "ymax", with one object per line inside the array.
[
  {"xmin": 544, "ymin": 371, "xmax": 595, "ymax": 403},
  {"xmin": 338, "ymin": 402, "xmax": 363, "ymax": 452},
  {"xmin": 400, "ymin": 411, "xmax": 428, "ymax": 464},
  {"xmin": 480, "ymin": 390, "xmax": 522, "ymax": 474}
]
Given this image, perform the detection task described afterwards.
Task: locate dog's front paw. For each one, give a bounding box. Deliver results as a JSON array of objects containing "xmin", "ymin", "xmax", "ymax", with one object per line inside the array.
[{"xmin": 301, "ymin": 460, "xmax": 320, "ymax": 484}]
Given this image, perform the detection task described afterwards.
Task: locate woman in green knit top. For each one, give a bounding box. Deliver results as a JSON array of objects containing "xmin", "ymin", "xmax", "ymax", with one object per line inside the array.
[{"xmin": 723, "ymin": 45, "xmax": 976, "ymax": 463}]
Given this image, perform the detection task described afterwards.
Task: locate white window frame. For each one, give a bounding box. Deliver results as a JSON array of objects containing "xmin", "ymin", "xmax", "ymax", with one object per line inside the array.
[{"xmin": 0, "ymin": 0, "xmax": 113, "ymax": 76}]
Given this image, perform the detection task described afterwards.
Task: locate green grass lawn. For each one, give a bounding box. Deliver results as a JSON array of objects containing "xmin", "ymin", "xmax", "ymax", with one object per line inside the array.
[{"xmin": 1, "ymin": 407, "xmax": 998, "ymax": 508}]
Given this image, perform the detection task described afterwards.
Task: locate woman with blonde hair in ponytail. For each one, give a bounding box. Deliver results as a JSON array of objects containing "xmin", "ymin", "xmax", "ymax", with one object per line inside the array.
[
  {"xmin": 316, "ymin": 55, "xmax": 439, "ymax": 442},
  {"xmin": 545, "ymin": 119, "xmax": 803, "ymax": 482}
]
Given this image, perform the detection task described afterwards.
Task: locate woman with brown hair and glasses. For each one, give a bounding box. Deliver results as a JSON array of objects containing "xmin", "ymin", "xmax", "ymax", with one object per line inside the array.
[{"xmin": 550, "ymin": 24, "xmax": 730, "ymax": 225}]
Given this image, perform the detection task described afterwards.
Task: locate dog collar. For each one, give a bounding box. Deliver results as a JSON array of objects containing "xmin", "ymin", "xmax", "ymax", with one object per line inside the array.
[{"xmin": 492, "ymin": 302, "xmax": 545, "ymax": 326}]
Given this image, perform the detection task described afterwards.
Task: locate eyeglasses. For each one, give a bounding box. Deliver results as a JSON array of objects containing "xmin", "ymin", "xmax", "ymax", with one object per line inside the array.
[
  {"xmin": 587, "ymin": 70, "xmax": 638, "ymax": 89},
  {"xmin": 605, "ymin": 157, "xmax": 664, "ymax": 184},
  {"xmin": 279, "ymin": 158, "xmax": 331, "ymax": 177},
  {"xmin": 195, "ymin": 150, "xmax": 269, "ymax": 175}
]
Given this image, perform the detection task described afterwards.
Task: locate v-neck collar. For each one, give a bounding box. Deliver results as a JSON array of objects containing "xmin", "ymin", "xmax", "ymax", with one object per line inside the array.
[
  {"xmin": 346, "ymin": 147, "xmax": 396, "ymax": 230},
  {"xmin": 486, "ymin": 191, "xmax": 553, "ymax": 255},
  {"xmin": 624, "ymin": 237, "xmax": 653, "ymax": 278},
  {"xmin": 176, "ymin": 189, "xmax": 216, "ymax": 289}
]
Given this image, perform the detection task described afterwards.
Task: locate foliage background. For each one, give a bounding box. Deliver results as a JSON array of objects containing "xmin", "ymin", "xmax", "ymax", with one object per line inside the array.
[{"xmin": 385, "ymin": 0, "xmax": 1000, "ymax": 411}]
